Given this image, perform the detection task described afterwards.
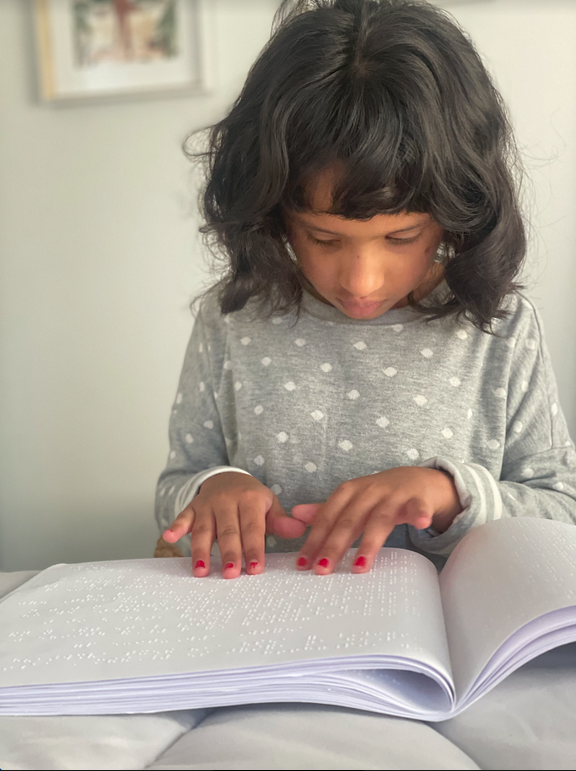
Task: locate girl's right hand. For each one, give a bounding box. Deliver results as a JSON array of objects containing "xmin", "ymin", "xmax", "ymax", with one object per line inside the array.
[{"xmin": 162, "ymin": 472, "xmax": 306, "ymax": 579}]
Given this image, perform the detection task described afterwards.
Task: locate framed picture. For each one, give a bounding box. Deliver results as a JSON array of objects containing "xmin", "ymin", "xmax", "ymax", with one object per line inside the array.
[{"xmin": 34, "ymin": 0, "xmax": 214, "ymax": 103}]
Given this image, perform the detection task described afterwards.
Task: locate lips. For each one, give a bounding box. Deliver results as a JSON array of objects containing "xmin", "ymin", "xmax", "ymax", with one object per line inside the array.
[{"xmin": 339, "ymin": 299, "xmax": 385, "ymax": 316}]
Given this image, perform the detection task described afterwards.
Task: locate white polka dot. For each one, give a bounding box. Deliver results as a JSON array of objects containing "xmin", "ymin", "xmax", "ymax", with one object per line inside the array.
[
  {"xmin": 234, "ymin": 381, "xmax": 243, "ymax": 391},
  {"xmin": 203, "ymin": 420, "xmax": 214, "ymax": 429},
  {"xmin": 185, "ymin": 434, "xmax": 193, "ymax": 443},
  {"xmin": 494, "ymin": 388, "xmax": 506, "ymax": 398},
  {"xmin": 254, "ymin": 455, "xmax": 265, "ymax": 465},
  {"xmin": 414, "ymin": 395, "xmax": 428, "ymax": 407},
  {"xmin": 276, "ymin": 432, "xmax": 288, "ymax": 443},
  {"xmin": 392, "ymin": 324, "xmax": 403, "ymax": 333},
  {"xmin": 338, "ymin": 440, "xmax": 353, "ymax": 452},
  {"xmin": 176, "ymin": 393, "xmax": 183, "ymax": 404},
  {"xmin": 224, "ymin": 360, "xmax": 233, "ymax": 370},
  {"xmin": 506, "ymin": 337, "xmax": 516, "ymax": 348},
  {"xmin": 172, "ymin": 409, "xmax": 178, "ymax": 415},
  {"xmin": 384, "ymin": 367, "xmax": 397, "ymax": 377},
  {"xmin": 512, "ymin": 421, "xmax": 523, "ymax": 433},
  {"xmin": 270, "ymin": 484, "xmax": 283, "ymax": 495},
  {"xmin": 406, "ymin": 449, "xmax": 420, "ymax": 460},
  {"xmin": 524, "ymin": 467, "xmax": 534, "ymax": 478},
  {"xmin": 199, "ymin": 381, "xmax": 205, "ymax": 392},
  {"xmin": 224, "ymin": 315, "xmax": 230, "ymax": 324},
  {"xmin": 284, "ymin": 381, "xmax": 296, "ymax": 391},
  {"xmin": 254, "ymin": 405, "xmax": 264, "ymax": 415},
  {"xmin": 552, "ymin": 403, "xmax": 558, "ymax": 416},
  {"xmin": 214, "ymin": 392, "xmax": 219, "ymax": 400},
  {"xmin": 526, "ymin": 339, "xmax": 537, "ymax": 350},
  {"xmin": 295, "ymin": 338, "xmax": 306, "ymax": 347},
  {"xmin": 169, "ymin": 485, "xmax": 175, "ymax": 495},
  {"xmin": 327, "ymin": 321, "xmax": 335, "ymax": 326},
  {"xmin": 240, "ymin": 336, "xmax": 251, "ymax": 345},
  {"xmin": 456, "ymin": 329, "xmax": 468, "ymax": 340},
  {"xmin": 347, "ymin": 390, "xmax": 360, "ymax": 400},
  {"xmin": 467, "ymin": 408, "xmax": 473, "ymax": 419},
  {"xmin": 272, "ymin": 317, "xmax": 283, "ymax": 325},
  {"xmin": 169, "ymin": 451, "xmax": 176, "ymax": 459},
  {"xmin": 305, "ymin": 462, "xmax": 317, "ymax": 473},
  {"xmin": 266, "ymin": 535, "xmax": 277, "ymax": 547},
  {"xmin": 376, "ymin": 416, "xmax": 390, "ymax": 428},
  {"xmin": 553, "ymin": 482, "xmax": 565, "ymax": 491},
  {"xmin": 354, "ymin": 341, "xmax": 367, "ymax": 350},
  {"xmin": 442, "ymin": 428, "xmax": 453, "ymax": 439},
  {"xmin": 311, "ymin": 410, "xmax": 324, "ymax": 421},
  {"xmin": 449, "ymin": 377, "xmax": 461, "ymax": 388},
  {"xmin": 565, "ymin": 441, "xmax": 572, "ymax": 447},
  {"xmin": 421, "ymin": 348, "xmax": 433, "ymax": 358},
  {"xmin": 159, "ymin": 488, "xmax": 165, "ymax": 497},
  {"xmin": 199, "ymin": 343, "xmax": 203, "ymax": 353},
  {"xmin": 487, "ymin": 439, "xmax": 500, "ymax": 450},
  {"xmin": 507, "ymin": 491, "xmax": 516, "ymax": 501},
  {"xmin": 320, "ymin": 363, "xmax": 333, "ymax": 372},
  {"xmin": 521, "ymin": 380, "xmax": 529, "ymax": 392},
  {"xmin": 238, "ymin": 432, "xmax": 242, "ymax": 440},
  {"xmin": 261, "ymin": 357, "xmax": 272, "ymax": 366}
]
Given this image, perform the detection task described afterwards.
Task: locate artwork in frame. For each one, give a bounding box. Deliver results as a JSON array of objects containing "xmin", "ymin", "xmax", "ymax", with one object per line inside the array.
[{"xmin": 35, "ymin": 0, "xmax": 214, "ymax": 103}]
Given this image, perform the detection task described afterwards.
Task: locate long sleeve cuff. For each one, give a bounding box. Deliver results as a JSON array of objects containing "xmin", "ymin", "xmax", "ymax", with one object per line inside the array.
[
  {"xmin": 174, "ymin": 467, "xmax": 253, "ymax": 517},
  {"xmin": 409, "ymin": 456, "xmax": 504, "ymax": 556}
]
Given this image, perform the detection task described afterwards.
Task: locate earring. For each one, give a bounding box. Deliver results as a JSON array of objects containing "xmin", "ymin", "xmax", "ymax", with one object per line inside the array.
[{"xmin": 434, "ymin": 243, "xmax": 454, "ymax": 264}]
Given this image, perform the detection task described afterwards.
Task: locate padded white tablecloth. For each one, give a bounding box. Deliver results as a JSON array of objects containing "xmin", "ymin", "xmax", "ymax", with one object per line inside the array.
[{"xmin": 1, "ymin": 570, "xmax": 575, "ymax": 770}]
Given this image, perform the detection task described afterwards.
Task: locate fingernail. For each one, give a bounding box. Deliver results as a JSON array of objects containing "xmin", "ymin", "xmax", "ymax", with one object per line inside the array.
[
  {"xmin": 249, "ymin": 561, "xmax": 259, "ymax": 570},
  {"xmin": 194, "ymin": 560, "xmax": 205, "ymax": 569},
  {"xmin": 317, "ymin": 557, "xmax": 329, "ymax": 568},
  {"xmin": 297, "ymin": 556, "xmax": 308, "ymax": 568},
  {"xmin": 224, "ymin": 562, "xmax": 234, "ymax": 570},
  {"xmin": 354, "ymin": 556, "xmax": 366, "ymax": 567}
]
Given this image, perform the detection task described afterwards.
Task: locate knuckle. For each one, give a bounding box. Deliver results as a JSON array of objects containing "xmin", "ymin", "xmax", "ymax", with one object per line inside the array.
[
  {"xmin": 191, "ymin": 520, "xmax": 212, "ymax": 536},
  {"xmin": 241, "ymin": 519, "xmax": 264, "ymax": 536},
  {"xmin": 218, "ymin": 524, "xmax": 241, "ymax": 539},
  {"xmin": 336, "ymin": 517, "xmax": 358, "ymax": 531}
]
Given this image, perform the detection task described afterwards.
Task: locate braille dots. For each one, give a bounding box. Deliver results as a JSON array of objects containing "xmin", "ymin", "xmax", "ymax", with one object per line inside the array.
[
  {"xmin": 338, "ymin": 440, "xmax": 353, "ymax": 452},
  {"xmin": 414, "ymin": 395, "xmax": 428, "ymax": 407},
  {"xmin": 347, "ymin": 390, "xmax": 360, "ymax": 400},
  {"xmin": 406, "ymin": 449, "xmax": 419, "ymax": 460},
  {"xmin": 276, "ymin": 432, "xmax": 288, "ymax": 443},
  {"xmin": 376, "ymin": 416, "xmax": 390, "ymax": 428},
  {"xmin": 305, "ymin": 462, "xmax": 317, "ymax": 472},
  {"xmin": 383, "ymin": 367, "xmax": 397, "ymax": 377},
  {"xmin": 284, "ymin": 381, "xmax": 296, "ymax": 391},
  {"xmin": 421, "ymin": 348, "xmax": 433, "ymax": 358},
  {"xmin": 185, "ymin": 434, "xmax": 194, "ymax": 443},
  {"xmin": 254, "ymin": 405, "xmax": 264, "ymax": 415},
  {"xmin": 203, "ymin": 420, "xmax": 214, "ymax": 429},
  {"xmin": 494, "ymin": 388, "xmax": 506, "ymax": 398},
  {"xmin": 176, "ymin": 393, "xmax": 183, "ymax": 404},
  {"xmin": 261, "ymin": 357, "xmax": 272, "ymax": 366},
  {"xmin": 311, "ymin": 410, "xmax": 324, "ymax": 421},
  {"xmin": 320, "ymin": 363, "xmax": 332, "ymax": 372},
  {"xmin": 354, "ymin": 341, "xmax": 367, "ymax": 350},
  {"xmin": 487, "ymin": 439, "xmax": 500, "ymax": 450},
  {"xmin": 295, "ymin": 338, "xmax": 306, "ymax": 347},
  {"xmin": 254, "ymin": 455, "xmax": 265, "ymax": 465}
]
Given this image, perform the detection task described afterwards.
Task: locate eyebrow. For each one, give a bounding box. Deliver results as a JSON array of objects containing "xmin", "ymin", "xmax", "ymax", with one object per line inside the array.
[{"xmin": 302, "ymin": 219, "xmax": 428, "ymax": 237}]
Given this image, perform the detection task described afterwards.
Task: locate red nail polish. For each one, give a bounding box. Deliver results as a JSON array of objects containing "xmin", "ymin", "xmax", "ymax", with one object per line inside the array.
[
  {"xmin": 297, "ymin": 557, "xmax": 308, "ymax": 567},
  {"xmin": 354, "ymin": 556, "xmax": 366, "ymax": 567},
  {"xmin": 224, "ymin": 562, "xmax": 234, "ymax": 570},
  {"xmin": 317, "ymin": 557, "xmax": 329, "ymax": 568},
  {"xmin": 249, "ymin": 561, "xmax": 258, "ymax": 570},
  {"xmin": 194, "ymin": 560, "xmax": 205, "ymax": 569}
]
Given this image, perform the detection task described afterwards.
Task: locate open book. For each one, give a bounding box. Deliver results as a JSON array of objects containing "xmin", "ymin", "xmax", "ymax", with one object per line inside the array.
[{"xmin": 1, "ymin": 516, "xmax": 575, "ymax": 721}]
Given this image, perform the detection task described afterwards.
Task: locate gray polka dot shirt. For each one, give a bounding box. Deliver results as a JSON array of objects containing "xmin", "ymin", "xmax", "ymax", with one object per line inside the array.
[{"xmin": 155, "ymin": 281, "xmax": 576, "ymax": 569}]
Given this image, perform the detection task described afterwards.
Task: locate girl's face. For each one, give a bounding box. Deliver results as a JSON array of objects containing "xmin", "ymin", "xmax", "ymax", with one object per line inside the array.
[{"xmin": 285, "ymin": 169, "xmax": 446, "ymax": 320}]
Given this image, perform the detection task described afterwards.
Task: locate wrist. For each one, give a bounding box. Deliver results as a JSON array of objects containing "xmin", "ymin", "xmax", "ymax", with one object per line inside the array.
[{"xmin": 430, "ymin": 469, "xmax": 463, "ymax": 533}]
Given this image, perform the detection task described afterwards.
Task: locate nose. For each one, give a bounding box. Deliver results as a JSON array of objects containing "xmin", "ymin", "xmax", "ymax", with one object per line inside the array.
[{"xmin": 337, "ymin": 249, "xmax": 385, "ymax": 299}]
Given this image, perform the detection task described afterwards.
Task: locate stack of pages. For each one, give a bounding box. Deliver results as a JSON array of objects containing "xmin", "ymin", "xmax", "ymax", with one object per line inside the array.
[{"xmin": 0, "ymin": 517, "xmax": 575, "ymax": 721}]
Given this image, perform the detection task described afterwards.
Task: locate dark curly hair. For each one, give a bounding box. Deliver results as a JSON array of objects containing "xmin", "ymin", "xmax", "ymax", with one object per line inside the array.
[{"xmin": 185, "ymin": 0, "xmax": 528, "ymax": 333}]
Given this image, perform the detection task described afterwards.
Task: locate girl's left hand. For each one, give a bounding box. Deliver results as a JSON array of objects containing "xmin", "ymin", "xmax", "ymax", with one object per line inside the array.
[{"xmin": 291, "ymin": 466, "xmax": 463, "ymax": 574}]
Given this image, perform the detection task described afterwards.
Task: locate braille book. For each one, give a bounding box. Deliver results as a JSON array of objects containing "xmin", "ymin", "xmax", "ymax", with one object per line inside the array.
[{"xmin": 0, "ymin": 516, "xmax": 575, "ymax": 721}]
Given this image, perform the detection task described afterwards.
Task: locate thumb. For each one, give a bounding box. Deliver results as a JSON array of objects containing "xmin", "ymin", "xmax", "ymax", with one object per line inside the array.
[
  {"xmin": 401, "ymin": 497, "xmax": 433, "ymax": 530},
  {"xmin": 266, "ymin": 497, "xmax": 307, "ymax": 539},
  {"xmin": 291, "ymin": 502, "xmax": 323, "ymax": 525}
]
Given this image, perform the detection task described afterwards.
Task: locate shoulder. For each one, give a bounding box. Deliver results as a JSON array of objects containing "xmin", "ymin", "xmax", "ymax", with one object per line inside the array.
[{"xmin": 493, "ymin": 291, "xmax": 545, "ymax": 347}]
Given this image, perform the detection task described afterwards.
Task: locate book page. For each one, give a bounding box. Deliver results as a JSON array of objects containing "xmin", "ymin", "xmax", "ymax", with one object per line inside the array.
[
  {"xmin": 439, "ymin": 518, "xmax": 576, "ymax": 704},
  {"xmin": 0, "ymin": 548, "xmax": 452, "ymax": 694}
]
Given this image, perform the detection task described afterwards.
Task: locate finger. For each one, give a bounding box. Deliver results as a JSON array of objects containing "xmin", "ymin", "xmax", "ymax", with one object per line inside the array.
[
  {"xmin": 163, "ymin": 506, "xmax": 195, "ymax": 542},
  {"xmin": 190, "ymin": 511, "xmax": 216, "ymax": 577},
  {"xmin": 309, "ymin": 499, "xmax": 372, "ymax": 575},
  {"xmin": 351, "ymin": 507, "xmax": 398, "ymax": 574},
  {"xmin": 214, "ymin": 502, "xmax": 244, "ymax": 579},
  {"xmin": 398, "ymin": 497, "xmax": 433, "ymax": 530},
  {"xmin": 296, "ymin": 487, "xmax": 355, "ymax": 571},
  {"xmin": 267, "ymin": 500, "xmax": 307, "ymax": 539},
  {"xmin": 291, "ymin": 503, "xmax": 322, "ymax": 525},
  {"xmin": 238, "ymin": 497, "xmax": 268, "ymax": 575}
]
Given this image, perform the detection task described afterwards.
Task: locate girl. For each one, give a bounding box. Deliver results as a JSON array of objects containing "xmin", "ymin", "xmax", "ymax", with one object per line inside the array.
[{"xmin": 156, "ymin": 0, "xmax": 576, "ymax": 578}]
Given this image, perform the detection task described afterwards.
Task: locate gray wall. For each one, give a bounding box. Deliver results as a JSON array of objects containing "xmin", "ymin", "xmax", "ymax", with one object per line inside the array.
[{"xmin": 1, "ymin": 0, "xmax": 575, "ymax": 570}]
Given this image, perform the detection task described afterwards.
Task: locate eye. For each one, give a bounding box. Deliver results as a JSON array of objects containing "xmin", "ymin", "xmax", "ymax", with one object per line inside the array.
[
  {"xmin": 306, "ymin": 233, "xmax": 339, "ymax": 247},
  {"xmin": 387, "ymin": 235, "xmax": 420, "ymax": 245}
]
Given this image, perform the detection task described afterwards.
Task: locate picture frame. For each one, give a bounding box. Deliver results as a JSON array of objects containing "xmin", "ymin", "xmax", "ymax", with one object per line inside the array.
[{"xmin": 34, "ymin": 0, "xmax": 215, "ymax": 104}]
